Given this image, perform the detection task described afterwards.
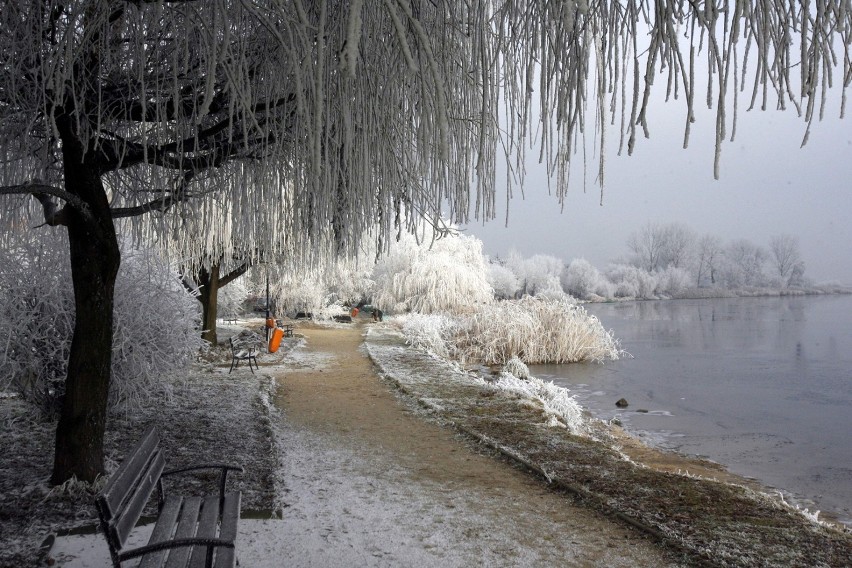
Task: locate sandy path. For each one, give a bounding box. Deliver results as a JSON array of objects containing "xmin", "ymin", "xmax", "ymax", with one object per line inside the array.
[{"xmin": 260, "ymin": 323, "xmax": 683, "ymax": 567}]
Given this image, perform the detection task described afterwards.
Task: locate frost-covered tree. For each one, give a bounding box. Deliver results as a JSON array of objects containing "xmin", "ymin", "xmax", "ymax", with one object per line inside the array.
[
  {"xmin": 217, "ymin": 275, "xmax": 248, "ymax": 320},
  {"xmin": 506, "ymin": 251, "xmax": 566, "ymax": 298},
  {"xmin": 627, "ymin": 222, "xmax": 695, "ymax": 272},
  {"xmin": 627, "ymin": 223, "xmax": 667, "ymax": 272},
  {"xmin": 654, "ymin": 265, "xmax": 692, "ymax": 297},
  {"xmin": 373, "ymin": 229, "xmax": 493, "ymax": 314},
  {"xmin": 695, "ymin": 234, "xmax": 725, "ymax": 287},
  {"xmin": 660, "ymin": 224, "xmax": 696, "ymax": 270},
  {"xmin": 769, "ymin": 234, "xmax": 806, "ymax": 287},
  {"xmin": 562, "ymin": 258, "xmax": 614, "ymax": 300},
  {"xmin": 0, "ymin": 0, "xmax": 847, "ymax": 484},
  {"xmin": 723, "ymin": 239, "xmax": 769, "ymax": 287}
]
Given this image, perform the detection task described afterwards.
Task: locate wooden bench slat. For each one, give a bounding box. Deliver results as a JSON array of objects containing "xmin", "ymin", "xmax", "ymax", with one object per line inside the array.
[
  {"xmin": 111, "ymin": 450, "xmax": 166, "ymax": 548},
  {"xmin": 96, "ymin": 427, "xmax": 242, "ymax": 568},
  {"xmin": 163, "ymin": 497, "xmax": 203, "ymax": 568},
  {"xmin": 187, "ymin": 495, "xmax": 221, "ymax": 568},
  {"xmin": 137, "ymin": 497, "xmax": 184, "ymax": 568},
  {"xmin": 99, "ymin": 426, "xmax": 160, "ymax": 520},
  {"xmin": 212, "ymin": 493, "xmax": 241, "ymax": 568}
]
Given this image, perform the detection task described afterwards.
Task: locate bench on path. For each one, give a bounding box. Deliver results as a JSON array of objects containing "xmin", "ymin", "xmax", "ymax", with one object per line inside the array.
[
  {"xmin": 282, "ymin": 324, "xmax": 294, "ymax": 337},
  {"xmin": 221, "ymin": 316, "xmax": 239, "ymax": 325},
  {"xmin": 229, "ymin": 337, "xmax": 258, "ymax": 373},
  {"xmin": 95, "ymin": 426, "xmax": 243, "ymax": 568}
]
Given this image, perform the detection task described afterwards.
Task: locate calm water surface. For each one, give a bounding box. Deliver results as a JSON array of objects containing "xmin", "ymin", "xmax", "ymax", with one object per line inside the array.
[{"xmin": 535, "ymin": 295, "xmax": 852, "ymax": 525}]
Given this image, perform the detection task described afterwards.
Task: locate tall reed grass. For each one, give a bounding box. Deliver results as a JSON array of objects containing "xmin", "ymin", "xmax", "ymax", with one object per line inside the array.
[{"xmin": 395, "ymin": 296, "xmax": 622, "ymax": 366}]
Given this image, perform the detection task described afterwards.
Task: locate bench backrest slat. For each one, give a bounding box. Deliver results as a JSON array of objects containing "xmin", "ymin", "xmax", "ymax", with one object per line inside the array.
[
  {"xmin": 110, "ymin": 449, "xmax": 166, "ymax": 548},
  {"xmin": 98, "ymin": 425, "xmax": 161, "ymax": 520}
]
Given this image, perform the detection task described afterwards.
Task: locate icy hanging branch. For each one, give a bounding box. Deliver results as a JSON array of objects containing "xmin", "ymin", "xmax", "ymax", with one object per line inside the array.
[
  {"xmin": 0, "ymin": 183, "xmax": 93, "ymax": 226},
  {"xmin": 0, "ymin": 0, "xmax": 848, "ymax": 272}
]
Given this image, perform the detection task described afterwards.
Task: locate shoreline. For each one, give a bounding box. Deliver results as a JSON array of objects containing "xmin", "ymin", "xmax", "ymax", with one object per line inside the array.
[{"xmin": 364, "ymin": 323, "xmax": 852, "ymax": 566}]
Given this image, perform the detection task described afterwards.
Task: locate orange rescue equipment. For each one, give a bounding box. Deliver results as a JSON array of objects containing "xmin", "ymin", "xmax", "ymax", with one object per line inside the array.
[
  {"xmin": 269, "ymin": 327, "xmax": 284, "ymax": 353},
  {"xmin": 265, "ymin": 318, "xmax": 275, "ymax": 328}
]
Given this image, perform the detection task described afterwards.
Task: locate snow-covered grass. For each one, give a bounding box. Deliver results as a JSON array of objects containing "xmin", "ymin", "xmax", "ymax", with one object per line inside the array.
[{"xmin": 393, "ymin": 296, "xmax": 623, "ymax": 366}]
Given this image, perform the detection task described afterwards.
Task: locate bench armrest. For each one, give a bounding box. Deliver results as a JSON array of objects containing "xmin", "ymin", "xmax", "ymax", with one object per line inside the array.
[
  {"xmin": 119, "ymin": 537, "xmax": 234, "ymax": 562},
  {"xmin": 158, "ymin": 464, "xmax": 244, "ymax": 507}
]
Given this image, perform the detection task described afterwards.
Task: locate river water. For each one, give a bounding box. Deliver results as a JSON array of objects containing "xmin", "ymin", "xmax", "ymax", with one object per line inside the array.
[{"xmin": 534, "ymin": 294, "xmax": 852, "ymax": 526}]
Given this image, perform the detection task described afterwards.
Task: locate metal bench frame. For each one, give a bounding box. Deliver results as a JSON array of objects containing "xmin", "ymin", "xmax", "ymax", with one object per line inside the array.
[
  {"xmin": 95, "ymin": 426, "xmax": 243, "ymax": 568},
  {"xmin": 228, "ymin": 338, "xmax": 258, "ymax": 373}
]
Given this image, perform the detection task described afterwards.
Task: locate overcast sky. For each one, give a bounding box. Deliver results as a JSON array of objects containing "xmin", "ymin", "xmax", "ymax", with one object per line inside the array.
[{"xmin": 462, "ymin": 94, "xmax": 852, "ymax": 284}]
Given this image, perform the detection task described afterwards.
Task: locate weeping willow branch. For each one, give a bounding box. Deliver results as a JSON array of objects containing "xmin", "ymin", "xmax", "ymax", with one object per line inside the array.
[{"xmin": 0, "ymin": 0, "xmax": 848, "ymax": 270}]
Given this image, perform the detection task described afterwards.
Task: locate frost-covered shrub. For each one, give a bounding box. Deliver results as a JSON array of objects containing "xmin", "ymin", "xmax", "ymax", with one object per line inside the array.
[
  {"xmin": 492, "ymin": 374, "xmax": 587, "ymax": 433},
  {"xmin": 112, "ymin": 246, "xmax": 205, "ymax": 405},
  {"xmin": 0, "ymin": 230, "xmax": 203, "ymax": 416},
  {"xmin": 393, "ymin": 297, "xmax": 622, "ymax": 366},
  {"xmin": 314, "ymin": 301, "xmax": 349, "ymax": 321},
  {"xmin": 606, "ymin": 264, "xmax": 658, "ymax": 299},
  {"xmin": 393, "ymin": 313, "xmax": 458, "ymax": 359},
  {"xmin": 562, "ymin": 258, "xmax": 614, "ymax": 300},
  {"xmin": 654, "ymin": 266, "xmax": 691, "ymax": 297},
  {"xmin": 503, "ymin": 356, "xmax": 530, "ymax": 380},
  {"xmin": 487, "ymin": 262, "xmax": 521, "ymax": 299},
  {"xmin": 506, "ymin": 251, "xmax": 567, "ymax": 297},
  {"xmin": 271, "ymin": 273, "xmax": 328, "ymax": 316},
  {"xmin": 372, "ymin": 230, "xmax": 493, "ymax": 314},
  {"xmin": 218, "ymin": 276, "xmax": 248, "ymax": 318}
]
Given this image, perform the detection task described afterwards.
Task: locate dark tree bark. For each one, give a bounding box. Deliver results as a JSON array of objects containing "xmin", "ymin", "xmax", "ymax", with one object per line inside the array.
[
  {"xmin": 192, "ymin": 260, "xmax": 249, "ymax": 346},
  {"xmin": 51, "ymin": 123, "xmax": 121, "ymax": 485},
  {"xmin": 197, "ymin": 264, "xmax": 221, "ymax": 346}
]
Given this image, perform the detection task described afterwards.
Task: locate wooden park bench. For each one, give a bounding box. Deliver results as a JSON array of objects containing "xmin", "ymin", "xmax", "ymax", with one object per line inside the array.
[
  {"xmin": 282, "ymin": 324, "xmax": 294, "ymax": 337},
  {"xmin": 228, "ymin": 337, "xmax": 258, "ymax": 373},
  {"xmin": 221, "ymin": 316, "xmax": 239, "ymax": 325},
  {"xmin": 95, "ymin": 426, "xmax": 243, "ymax": 568}
]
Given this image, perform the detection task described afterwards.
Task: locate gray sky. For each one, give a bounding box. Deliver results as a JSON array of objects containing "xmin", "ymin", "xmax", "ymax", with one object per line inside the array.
[{"xmin": 462, "ymin": 96, "xmax": 852, "ymax": 284}]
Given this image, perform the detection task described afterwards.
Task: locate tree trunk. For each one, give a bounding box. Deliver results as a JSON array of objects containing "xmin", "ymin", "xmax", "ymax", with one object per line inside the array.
[
  {"xmin": 51, "ymin": 155, "xmax": 120, "ymax": 485},
  {"xmin": 193, "ymin": 260, "xmax": 249, "ymax": 346},
  {"xmin": 198, "ymin": 264, "xmax": 221, "ymax": 346}
]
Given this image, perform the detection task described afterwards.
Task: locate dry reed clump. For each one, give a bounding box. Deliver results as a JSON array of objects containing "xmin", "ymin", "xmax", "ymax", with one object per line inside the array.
[{"xmin": 452, "ymin": 297, "xmax": 623, "ymax": 365}]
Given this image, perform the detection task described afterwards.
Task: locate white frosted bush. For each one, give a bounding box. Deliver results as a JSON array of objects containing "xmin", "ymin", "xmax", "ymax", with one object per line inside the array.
[
  {"xmin": 503, "ymin": 356, "xmax": 530, "ymax": 380},
  {"xmin": 271, "ymin": 273, "xmax": 328, "ymax": 316},
  {"xmin": 607, "ymin": 264, "xmax": 658, "ymax": 299},
  {"xmin": 218, "ymin": 276, "xmax": 248, "ymax": 318},
  {"xmin": 0, "ymin": 231, "xmax": 203, "ymax": 415},
  {"xmin": 655, "ymin": 266, "xmax": 691, "ymax": 297},
  {"xmin": 314, "ymin": 301, "xmax": 349, "ymax": 321},
  {"xmin": 506, "ymin": 252, "xmax": 567, "ymax": 297},
  {"xmin": 395, "ymin": 297, "xmax": 622, "ymax": 366},
  {"xmin": 488, "ymin": 262, "xmax": 521, "ymax": 299},
  {"xmin": 562, "ymin": 258, "xmax": 614, "ymax": 300},
  {"xmin": 394, "ymin": 313, "xmax": 456, "ymax": 360},
  {"xmin": 493, "ymin": 374, "xmax": 587, "ymax": 434}
]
